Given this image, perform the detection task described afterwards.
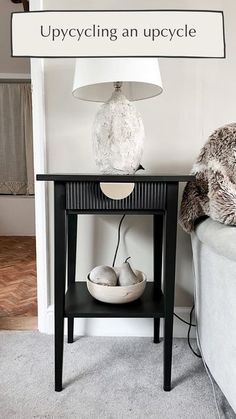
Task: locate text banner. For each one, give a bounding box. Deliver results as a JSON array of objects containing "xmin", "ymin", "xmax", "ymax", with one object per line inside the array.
[{"xmin": 11, "ymin": 10, "xmax": 225, "ymax": 58}]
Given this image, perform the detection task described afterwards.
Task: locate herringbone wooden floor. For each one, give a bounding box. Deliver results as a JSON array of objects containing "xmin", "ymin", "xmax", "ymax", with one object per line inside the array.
[{"xmin": 0, "ymin": 237, "xmax": 37, "ymax": 326}]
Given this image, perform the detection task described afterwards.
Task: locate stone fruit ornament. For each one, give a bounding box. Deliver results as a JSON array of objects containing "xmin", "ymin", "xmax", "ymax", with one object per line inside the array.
[
  {"xmin": 89, "ymin": 265, "xmax": 117, "ymax": 286},
  {"xmin": 87, "ymin": 259, "xmax": 146, "ymax": 304},
  {"xmin": 113, "ymin": 266, "xmax": 121, "ymax": 279},
  {"xmin": 118, "ymin": 257, "xmax": 142, "ymax": 286}
]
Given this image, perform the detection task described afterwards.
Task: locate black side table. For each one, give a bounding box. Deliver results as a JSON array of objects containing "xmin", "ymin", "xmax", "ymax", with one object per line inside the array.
[{"xmin": 37, "ymin": 174, "xmax": 194, "ymax": 392}]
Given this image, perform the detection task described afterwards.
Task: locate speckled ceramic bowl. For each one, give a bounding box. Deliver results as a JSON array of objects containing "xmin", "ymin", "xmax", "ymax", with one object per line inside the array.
[{"xmin": 87, "ymin": 270, "xmax": 146, "ymax": 304}]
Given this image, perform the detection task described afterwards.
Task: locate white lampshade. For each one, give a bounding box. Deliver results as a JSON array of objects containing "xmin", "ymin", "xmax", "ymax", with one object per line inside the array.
[{"xmin": 72, "ymin": 58, "xmax": 163, "ymax": 102}]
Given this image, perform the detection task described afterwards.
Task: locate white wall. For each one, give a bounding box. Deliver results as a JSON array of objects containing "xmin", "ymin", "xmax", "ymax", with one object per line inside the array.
[
  {"xmin": 0, "ymin": 196, "xmax": 35, "ymax": 235},
  {"xmin": 37, "ymin": 0, "xmax": 236, "ymax": 334}
]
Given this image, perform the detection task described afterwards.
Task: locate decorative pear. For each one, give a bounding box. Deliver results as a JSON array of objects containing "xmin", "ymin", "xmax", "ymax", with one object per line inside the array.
[
  {"xmin": 118, "ymin": 257, "xmax": 141, "ymax": 286},
  {"xmin": 89, "ymin": 265, "xmax": 117, "ymax": 286},
  {"xmin": 113, "ymin": 266, "xmax": 121, "ymax": 279}
]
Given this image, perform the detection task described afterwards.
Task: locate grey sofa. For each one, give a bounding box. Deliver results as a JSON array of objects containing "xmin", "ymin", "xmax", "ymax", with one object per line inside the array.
[{"xmin": 191, "ymin": 218, "xmax": 236, "ymax": 413}]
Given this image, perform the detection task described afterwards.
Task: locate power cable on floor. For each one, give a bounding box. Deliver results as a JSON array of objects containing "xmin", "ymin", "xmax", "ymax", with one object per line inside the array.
[{"xmin": 174, "ymin": 312, "xmax": 196, "ymax": 327}]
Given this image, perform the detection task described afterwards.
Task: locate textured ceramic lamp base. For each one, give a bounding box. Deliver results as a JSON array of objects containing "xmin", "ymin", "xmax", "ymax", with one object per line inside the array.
[{"xmin": 93, "ymin": 90, "xmax": 145, "ymax": 175}]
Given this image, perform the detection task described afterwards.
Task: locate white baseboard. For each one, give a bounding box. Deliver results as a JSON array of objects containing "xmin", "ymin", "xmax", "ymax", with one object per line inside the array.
[{"xmin": 42, "ymin": 305, "xmax": 195, "ymax": 338}]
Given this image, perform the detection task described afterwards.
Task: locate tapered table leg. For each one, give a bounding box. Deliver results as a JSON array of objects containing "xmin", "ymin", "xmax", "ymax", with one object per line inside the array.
[
  {"xmin": 163, "ymin": 183, "xmax": 178, "ymax": 391},
  {"xmin": 153, "ymin": 214, "xmax": 163, "ymax": 344},
  {"xmin": 54, "ymin": 182, "xmax": 66, "ymax": 392},
  {"xmin": 67, "ymin": 214, "xmax": 77, "ymax": 344},
  {"xmin": 154, "ymin": 318, "xmax": 160, "ymax": 344}
]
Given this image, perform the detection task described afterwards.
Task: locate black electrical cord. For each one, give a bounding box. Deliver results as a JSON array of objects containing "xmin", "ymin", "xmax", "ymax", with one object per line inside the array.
[
  {"xmin": 112, "ymin": 214, "xmax": 126, "ymax": 267},
  {"xmin": 187, "ymin": 305, "xmax": 202, "ymax": 358},
  {"xmin": 174, "ymin": 312, "xmax": 196, "ymax": 327},
  {"xmin": 174, "ymin": 306, "xmax": 201, "ymax": 358},
  {"xmin": 112, "ymin": 215, "xmax": 201, "ymax": 358}
]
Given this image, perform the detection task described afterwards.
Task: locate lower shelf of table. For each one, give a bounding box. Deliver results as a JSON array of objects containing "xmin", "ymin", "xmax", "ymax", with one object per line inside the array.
[{"xmin": 65, "ymin": 282, "xmax": 164, "ymax": 318}]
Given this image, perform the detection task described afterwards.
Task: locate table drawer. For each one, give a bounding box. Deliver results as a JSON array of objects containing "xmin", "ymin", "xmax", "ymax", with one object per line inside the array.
[{"xmin": 66, "ymin": 181, "xmax": 166, "ymax": 211}]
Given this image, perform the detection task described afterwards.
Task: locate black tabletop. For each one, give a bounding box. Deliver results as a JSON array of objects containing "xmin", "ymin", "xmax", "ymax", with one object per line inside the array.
[{"xmin": 36, "ymin": 173, "xmax": 194, "ymax": 182}]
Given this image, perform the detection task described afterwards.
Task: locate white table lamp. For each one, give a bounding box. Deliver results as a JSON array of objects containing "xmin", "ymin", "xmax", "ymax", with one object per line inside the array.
[{"xmin": 72, "ymin": 58, "xmax": 163, "ymax": 174}]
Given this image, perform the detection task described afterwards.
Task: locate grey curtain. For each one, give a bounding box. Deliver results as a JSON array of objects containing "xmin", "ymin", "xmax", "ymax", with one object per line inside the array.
[{"xmin": 0, "ymin": 83, "xmax": 34, "ymax": 195}]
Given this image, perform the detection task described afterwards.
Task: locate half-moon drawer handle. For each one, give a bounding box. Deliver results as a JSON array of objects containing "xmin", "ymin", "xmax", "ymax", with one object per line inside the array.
[{"xmin": 100, "ymin": 182, "xmax": 135, "ymax": 200}]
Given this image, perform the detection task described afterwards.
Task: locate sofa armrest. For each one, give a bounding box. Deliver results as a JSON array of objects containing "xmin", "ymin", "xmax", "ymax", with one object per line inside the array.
[{"xmin": 194, "ymin": 218, "xmax": 236, "ymax": 261}]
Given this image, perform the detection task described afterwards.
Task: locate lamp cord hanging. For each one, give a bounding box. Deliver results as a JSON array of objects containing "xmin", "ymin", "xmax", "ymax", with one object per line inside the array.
[{"xmin": 112, "ymin": 214, "xmax": 126, "ymax": 267}]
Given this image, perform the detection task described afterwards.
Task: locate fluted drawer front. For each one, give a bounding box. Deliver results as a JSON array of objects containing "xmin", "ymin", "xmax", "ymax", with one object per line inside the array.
[{"xmin": 66, "ymin": 182, "xmax": 166, "ymax": 211}]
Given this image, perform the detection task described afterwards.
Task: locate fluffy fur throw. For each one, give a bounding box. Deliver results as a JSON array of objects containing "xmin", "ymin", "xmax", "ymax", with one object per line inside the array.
[{"xmin": 179, "ymin": 123, "xmax": 236, "ymax": 233}]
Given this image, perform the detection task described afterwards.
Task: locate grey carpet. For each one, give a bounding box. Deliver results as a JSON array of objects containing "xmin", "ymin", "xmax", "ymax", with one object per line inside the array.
[{"xmin": 0, "ymin": 333, "xmax": 235, "ymax": 419}]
